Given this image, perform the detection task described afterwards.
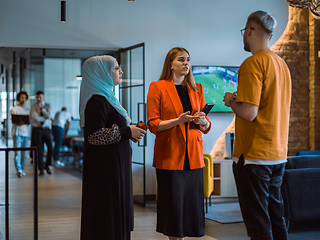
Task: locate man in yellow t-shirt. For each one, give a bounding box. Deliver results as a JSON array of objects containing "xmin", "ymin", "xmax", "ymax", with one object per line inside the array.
[{"xmin": 223, "ymin": 11, "xmax": 291, "ymax": 240}]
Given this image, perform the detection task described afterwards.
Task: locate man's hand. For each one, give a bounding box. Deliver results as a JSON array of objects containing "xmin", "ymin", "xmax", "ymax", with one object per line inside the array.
[
  {"xmin": 223, "ymin": 91, "xmax": 259, "ymax": 121},
  {"xmin": 223, "ymin": 92, "xmax": 237, "ymax": 107}
]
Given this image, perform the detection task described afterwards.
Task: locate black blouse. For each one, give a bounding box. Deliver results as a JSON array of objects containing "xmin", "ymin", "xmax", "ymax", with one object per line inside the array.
[
  {"xmin": 175, "ymin": 84, "xmax": 192, "ymax": 170},
  {"xmin": 175, "ymin": 85, "xmax": 192, "ymax": 113}
]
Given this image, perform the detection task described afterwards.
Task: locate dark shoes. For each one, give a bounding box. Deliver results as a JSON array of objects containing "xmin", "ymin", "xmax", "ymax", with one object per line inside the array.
[
  {"xmin": 46, "ymin": 167, "xmax": 52, "ymax": 175},
  {"xmin": 39, "ymin": 167, "xmax": 51, "ymax": 176},
  {"xmin": 16, "ymin": 170, "xmax": 23, "ymax": 178}
]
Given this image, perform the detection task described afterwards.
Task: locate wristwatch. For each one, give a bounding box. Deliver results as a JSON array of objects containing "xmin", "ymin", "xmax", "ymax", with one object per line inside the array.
[
  {"xmin": 229, "ymin": 95, "xmax": 237, "ymax": 105},
  {"xmin": 200, "ymin": 121, "xmax": 209, "ymax": 131}
]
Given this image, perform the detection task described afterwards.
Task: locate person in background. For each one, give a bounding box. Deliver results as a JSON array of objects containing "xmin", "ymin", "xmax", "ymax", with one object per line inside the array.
[
  {"xmin": 147, "ymin": 47, "xmax": 211, "ymax": 240},
  {"xmin": 31, "ymin": 90, "xmax": 53, "ymax": 176},
  {"xmin": 223, "ymin": 10, "xmax": 291, "ymax": 240},
  {"xmin": 52, "ymin": 107, "xmax": 72, "ymax": 167},
  {"xmin": 10, "ymin": 91, "xmax": 30, "ymax": 178},
  {"xmin": 79, "ymin": 55, "xmax": 146, "ymax": 240}
]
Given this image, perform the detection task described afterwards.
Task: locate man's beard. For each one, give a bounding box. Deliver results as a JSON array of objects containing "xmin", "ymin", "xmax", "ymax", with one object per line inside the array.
[{"xmin": 244, "ymin": 41, "xmax": 250, "ymax": 52}]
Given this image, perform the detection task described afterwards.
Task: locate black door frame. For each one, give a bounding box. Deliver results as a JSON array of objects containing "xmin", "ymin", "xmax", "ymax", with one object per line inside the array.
[{"xmin": 118, "ymin": 42, "xmax": 146, "ymax": 206}]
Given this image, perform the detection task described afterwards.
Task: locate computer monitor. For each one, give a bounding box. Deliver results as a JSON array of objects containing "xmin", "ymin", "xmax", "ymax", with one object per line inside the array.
[{"xmin": 66, "ymin": 119, "xmax": 81, "ymax": 136}]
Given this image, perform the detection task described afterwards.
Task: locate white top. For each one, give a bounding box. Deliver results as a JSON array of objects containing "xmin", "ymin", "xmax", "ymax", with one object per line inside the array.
[
  {"xmin": 10, "ymin": 105, "xmax": 30, "ymax": 137},
  {"xmin": 53, "ymin": 111, "xmax": 72, "ymax": 128},
  {"xmin": 232, "ymin": 157, "xmax": 287, "ymax": 165}
]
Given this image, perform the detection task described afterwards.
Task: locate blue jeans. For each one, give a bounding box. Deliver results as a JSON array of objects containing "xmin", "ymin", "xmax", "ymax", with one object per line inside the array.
[
  {"xmin": 13, "ymin": 135, "xmax": 29, "ymax": 171},
  {"xmin": 52, "ymin": 126, "xmax": 64, "ymax": 161},
  {"xmin": 233, "ymin": 155, "xmax": 288, "ymax": 240}
]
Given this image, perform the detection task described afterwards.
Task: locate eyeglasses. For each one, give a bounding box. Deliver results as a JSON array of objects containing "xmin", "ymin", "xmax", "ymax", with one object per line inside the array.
[
  {"xmin": 115, "ymin": 65, "xmax": 122, "ymax": 72},
  {"xmin": 240, "ymin": 27, "xmax": 255, "ymax": 36}
]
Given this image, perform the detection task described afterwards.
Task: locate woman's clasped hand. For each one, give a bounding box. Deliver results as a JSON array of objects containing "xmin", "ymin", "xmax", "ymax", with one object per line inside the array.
[{"xmin": 129, "ymin": 125, "xmax": 147, "ymax": 142}]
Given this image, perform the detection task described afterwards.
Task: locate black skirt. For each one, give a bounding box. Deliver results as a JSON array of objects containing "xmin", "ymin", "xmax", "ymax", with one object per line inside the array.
[{"xmin": 156, "ymin": 159, "xmax": 206, "ymax": 238}]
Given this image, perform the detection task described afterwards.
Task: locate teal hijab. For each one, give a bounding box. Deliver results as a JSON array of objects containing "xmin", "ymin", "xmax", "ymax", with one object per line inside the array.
[{"xmin": 79, "ymin": 55, "xmax": 131, "ymax": 128}]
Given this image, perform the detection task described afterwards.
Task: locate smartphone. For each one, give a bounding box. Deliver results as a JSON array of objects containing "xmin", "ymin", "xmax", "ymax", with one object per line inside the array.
[
  {"xmin": 201, "ymin": 103, "xmax": 215, "ymax": 115},
  {"xmin": 189, "ymin": 103, "xmax": 214, "ymax": 129},
  {"xmin": 131, "ymin": 121, "xmax": 147, "ymax": 143},
  {"xmin": 136, "ymin": 120, "xmax": 147, "ymax": 130}
]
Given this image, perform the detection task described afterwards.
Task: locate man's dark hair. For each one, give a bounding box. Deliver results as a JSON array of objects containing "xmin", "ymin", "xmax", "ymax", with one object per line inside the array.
[
  {"xmin": 36, "ymin": 90, "xmax": 44, "ymax": 95},
  {"xmin": 61, "ymin": 107, "xmax": 67, "ymax": 111},
  {"xmin": 17, "ymin": 91, "xmax": 28, "ymax": 101}
]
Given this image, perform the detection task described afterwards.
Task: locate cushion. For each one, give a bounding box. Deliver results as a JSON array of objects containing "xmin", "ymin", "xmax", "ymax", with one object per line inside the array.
[
  {"xmin": 283, "ymin": 168, "xmax": 320, "ymax": 220},
  {"xmin": 286, "ymin": 156, "xmax": 320, "ymax": 169}
]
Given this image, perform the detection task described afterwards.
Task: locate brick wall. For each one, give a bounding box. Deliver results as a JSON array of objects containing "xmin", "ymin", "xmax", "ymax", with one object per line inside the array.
[
  {"xmin": 272, "ymin": 7, "xmax": 320, "ymax": 155},
  {"xmin": 309, "ymin": 12, "xmax": 320, "ymax": 150},
  {"xmin": 271, "ymin": 7, "xmax": 310, "ymax": 156}
]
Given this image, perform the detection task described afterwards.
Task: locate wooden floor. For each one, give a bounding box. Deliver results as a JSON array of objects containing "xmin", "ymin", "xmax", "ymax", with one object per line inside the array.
[
  {"xmin": 0, "ymin": 148, "xmax": 217, "ymax": 240},
  {"xmin": 0, "ymin": 150, "xmax": 82, "ymax": 240},
  {"xmin": 1, "ymin": 145, "xmax": 319, "ymax": 240}
]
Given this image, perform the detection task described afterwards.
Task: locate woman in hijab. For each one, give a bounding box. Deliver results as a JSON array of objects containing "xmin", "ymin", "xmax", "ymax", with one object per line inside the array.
[{"xmin": 79, "ymin": 55, "xmax": 147, "ymax": 240}]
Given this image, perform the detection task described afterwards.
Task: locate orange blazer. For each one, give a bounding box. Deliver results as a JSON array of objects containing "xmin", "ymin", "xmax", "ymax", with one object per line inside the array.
[{"xmin": 147, "ymin": 79, "xmax": 211, "ymax": 170}]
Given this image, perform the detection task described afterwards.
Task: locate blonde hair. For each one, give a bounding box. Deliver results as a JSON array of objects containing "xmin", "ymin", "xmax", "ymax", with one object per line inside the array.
[
  {"xmin": 247, "ymin": 10, "xmax": 277, "ymax": 35},
  {"xmin": 159, "ymin": 47, "xmax": 198, "ymax": 92}
]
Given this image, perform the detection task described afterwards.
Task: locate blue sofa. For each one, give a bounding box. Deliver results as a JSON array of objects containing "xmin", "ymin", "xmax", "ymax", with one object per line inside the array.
[
  {"xmin": 297, "ymin": 150, "xmax": 320, "ymax": 156},
  {"xmin": 281, "ymin": 155, "xmax": 320, "ymax": 228}
]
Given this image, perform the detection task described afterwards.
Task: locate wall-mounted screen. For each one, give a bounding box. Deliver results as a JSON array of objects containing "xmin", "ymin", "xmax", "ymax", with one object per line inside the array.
[{"xmin": 192, "ymin": 66, "xmax": 239, "ymax": 113}]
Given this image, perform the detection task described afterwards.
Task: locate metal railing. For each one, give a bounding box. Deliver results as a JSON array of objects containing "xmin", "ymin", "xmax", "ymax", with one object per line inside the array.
[{"xmin": 0, "ymin": 147, "xmax": 38, "ymax": 240}]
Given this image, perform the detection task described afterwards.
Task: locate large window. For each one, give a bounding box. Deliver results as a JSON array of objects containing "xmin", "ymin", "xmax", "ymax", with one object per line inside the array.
[
  {"xmin": 1, "ymin": 91, "xmax": 7, "ymax": 120},
  {"xmin": 44, "ymin": 58, "xmax": 81, "ymax": 119}
]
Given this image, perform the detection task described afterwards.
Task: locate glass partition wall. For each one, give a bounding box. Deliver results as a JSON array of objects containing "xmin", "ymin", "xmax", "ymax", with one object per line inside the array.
[
  {"xmin": 119, "ymin": 43, "xmax": 146, "ymax": 206},
  {"xmin": 0, "ymin": 48, "xmax": 117, "ymax": 143},
  {"xmin": 0, "ymin": 45, "xmax": 147, "ymax": 205},
  {"xmin": 44, "ymin": 58, "xmax": 82, "ymax": 119}
]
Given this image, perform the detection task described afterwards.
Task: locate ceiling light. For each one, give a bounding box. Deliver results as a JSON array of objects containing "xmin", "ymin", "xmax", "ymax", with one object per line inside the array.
[{"xmin": 61, "ymin": 1, "xmax": 66, "ymax": 22}]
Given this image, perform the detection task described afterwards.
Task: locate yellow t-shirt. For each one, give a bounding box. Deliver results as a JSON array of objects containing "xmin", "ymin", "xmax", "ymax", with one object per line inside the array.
[{"xmin": 232, "ymin": 50, "xmax": 292, "ymax": 161}]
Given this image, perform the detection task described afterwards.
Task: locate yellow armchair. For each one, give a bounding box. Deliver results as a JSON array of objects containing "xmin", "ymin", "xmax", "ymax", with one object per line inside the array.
[{"xmin": 203, "ymin": 154, "xmax": 214, "ymax": 213}]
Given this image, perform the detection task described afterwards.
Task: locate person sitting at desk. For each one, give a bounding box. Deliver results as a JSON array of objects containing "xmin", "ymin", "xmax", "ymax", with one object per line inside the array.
[{"xmin": 61, "ymin": 129, "xmax": 84, "ymax": 164}]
